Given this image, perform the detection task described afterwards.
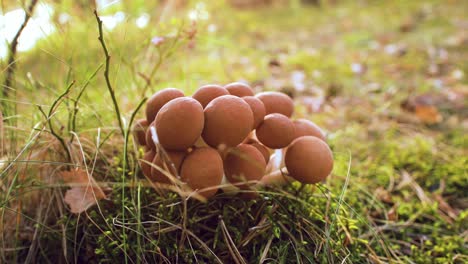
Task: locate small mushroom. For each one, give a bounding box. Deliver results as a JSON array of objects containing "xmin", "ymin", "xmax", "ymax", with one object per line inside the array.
[
  {"xmin": 255, "ymin": 91, "xmax": 294, "ymax": 117},
  {"xmin": 224, "ymin": 82, "xmax": 254, "ymax": 97},
  {"xmin": 256, "ymin": 113, "xmax": 295, "ymax": 149},
  {"xmin": 224, "ymin": 144, "xmax": 266, "ymax": 189},
  {"xmin": 150, "ymin": 150, "xmax": 187, "ymax": 184},
  {"xmin": 242, "ymin": 96, "xmax": 266, "ymax": 129},
  {"xmin": 156, "ymin": 97, "xmax": 204, "ymax": 151},
  {"xmin": 250, "ymin": 142, "xmax": 271, "ymax": 164},
  {"xmin": 285, "ymin": 136, "xmax": 333, "ymax": 184},
  {"xmin": 133, "ymin": 119, "xmax": 148, "ymax": 146},
  {"xmin": 180, "ymin": 147, "xmax": 224, "ymax": 198},
  {"xmin": 146, "ymin": 88, "xmax": 184, "ymax": 123},
  {"xmin": 202, "ymin": 95, "xmax": 254, "ymax": 148},
  {"xmin": 293, "ymin": 119, "xmax": 326, "ymax": 141},
  {"xmin": 140, "ymin": 150, "xmax": 156, "ymax": 179},
  {"xmin": 192, "ymin": 84, "xmax": 230, "ymax": 108}
]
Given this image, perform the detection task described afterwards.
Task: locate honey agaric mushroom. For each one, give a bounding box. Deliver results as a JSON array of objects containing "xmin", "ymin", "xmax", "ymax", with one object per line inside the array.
[
  {"xmin": 242, "ymin": 96, "xmax": 266, "ymax": 129},
  {"xmin": 133, "ymin": 119, "xmax": 148, "ymax": 146},
  {"xmin": 224, "ymin": 144, "xmax": 266, "ymax": 189},
  {"xmin": 180, "ymin": 147, "xmax": 224, "ymax": 198},
  {"xmin": 192, "ymin": 84, "xmax": 229, "ymax": 108},
  {"xmin": 156, "ymin": 97, "xmax": 204, "ymax": 151},
  {"xmin": 202, "ymin": 95, "xmax": 254, "ymax": 148},
  {"xmin": 255, "ymin": 91, "xmax": 294, "ymax": 117},
  {"xmin": 224, "ymin": 82, "xmax": 254, "ymax": 97},
  {"xmin": 140, "ymin": 150, "xmax": 156, "ymax": 179},
  {"xmin": 256, "ymin": 113, "xmax": 295, "ymax": 149},
  {"xmin": 146, "ymin": 88, "xmax": 184, "ymax": 123},
  {"xmin": 150, "ymin": 150, "xmax": 187, "ymax": 184},
  {"xmin": 293, "ymin": 119, "xmax": 326, "ymax": 141},
  {"xmin": 250, "ymin": 142, "xmax": 271, "ymax": 164},
  {"xmin": 285, "ymin": 136, "xmax": 334, "ymax": 184}
]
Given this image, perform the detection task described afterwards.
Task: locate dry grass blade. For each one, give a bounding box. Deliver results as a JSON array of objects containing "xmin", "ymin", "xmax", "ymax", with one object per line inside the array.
[
  {"xmin": 219, "ymin": 218, "xmax": 246, "ymax": 264},
  {"xmin": 0, "ymin": 110, "xmax": 3, "ymax": 154},
  {"xmin": 397, "ymin": 170, "xmax": 431, "ymax": 204},
  {"xmin": 259, "ymin": 235, "xmax": 274, "ymax": 264},
  {"xmin": 149, "ymin": 216, "xmax": 224, "ymax": 263}
]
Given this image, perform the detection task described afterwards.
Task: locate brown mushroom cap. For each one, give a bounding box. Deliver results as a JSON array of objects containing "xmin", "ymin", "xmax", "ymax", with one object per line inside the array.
[
  {"xmin": 192, "ymin": 84, "xmax": 230, "ymax": 108},
  {"xmin": 285, "ymin": 136, "xmax": 333, "ymax": 184},
  {"xmin": 256, "ymin": 113, "xmax": 295, "ymax": 149},
  {"xmin": 145, "ymin": 121, "xmax": 156, "ymax": 151},
  {"xmin": 202, "ymin": 95, "xmax": 254, "ymax": 148},
  {"xmin": 224, "ymin": 82, "xmax": 254, "ymax": 97},
  {"xmin": 250, "ymin": 142, "xmax": 271, "ymax": 164},
  {"xmin": 180, "ymin": 147, "xmax": 224, "ymax": 198},
  {"xmin": 133, "ymin": 119, "xmax": 148, "ymax": 146},
  {"xmin": 255, "ymin": 91, "xmax": 294, "ymax": 117},
  {"xmin": 242, "ymin": 96, "xmax": 266, "ymax": 129},
  {"xmin": 224, "ymin": 144, "xmax": 266, "ymax": 189},
  {"xmin": 140, "ymin": 150, "xmax": 156, "ymax": 179},
  {"xmin": 146, "ymin": 88, "xmax": 184, "ymax": 123},
  {"xmin": 150, "ymin": 150, "xmax": 187, "ymax": 184},
  {"xmin": 156, "ymin": 97, "xmax": 204, "ymax": 151},
  {"xmin": 293, "ymin": 119, "xmax": 326, "ymax": 141}
]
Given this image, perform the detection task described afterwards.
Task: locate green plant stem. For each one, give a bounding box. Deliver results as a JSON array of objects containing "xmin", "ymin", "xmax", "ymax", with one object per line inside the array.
[
  {"xmin": 46, "ymin": 81, "xmax": 76, "ymax": 164},
  {"xmin": 94, "ymin": 10, "xmax": 125, "ymax": 137},
  {"xmin": 69, "ymin": 64, "xmax": 103, "ymax": 138}
]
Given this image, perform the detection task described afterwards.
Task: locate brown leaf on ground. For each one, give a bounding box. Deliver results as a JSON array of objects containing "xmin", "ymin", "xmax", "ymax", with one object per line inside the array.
[
  {"xmin": 414, "ymin": 105, "xmax": 442, "ymax": 124},
  {"xmin": 401, "ymin": 94, "xmax": 443, "ymax": 124},
  {"xmin": 60, "ymin": 168, "xmax": 107, "ymax": 214},
  {"xmin": 374, "ymin": 187, "xmax": 393, "ymax": 204},
  {"xmin": 387, "ymin": 204, "xmax": 398, "ymax": 221}
]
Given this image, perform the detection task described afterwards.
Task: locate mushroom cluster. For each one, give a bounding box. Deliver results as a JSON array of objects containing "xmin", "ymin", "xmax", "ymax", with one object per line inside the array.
[{"xmin": 133, "ymin": 83, "xmax": 334, "ymax": 198}]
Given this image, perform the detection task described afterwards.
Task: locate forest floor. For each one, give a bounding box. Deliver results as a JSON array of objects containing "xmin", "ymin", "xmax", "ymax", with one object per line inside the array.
[{"xmin": 0, "ymin": 0, "xmax": 467, "ymax": 263}]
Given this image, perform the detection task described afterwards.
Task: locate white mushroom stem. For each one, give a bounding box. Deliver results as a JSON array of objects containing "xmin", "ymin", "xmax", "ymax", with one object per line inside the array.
[
  {"xmin": 150, "ymin": 126, "xmax": 159, "ymax": 145},
  {"xmin": 257, "ymin": 167, "xmax": 293, "ymax": 187},
  {"xmin": 219, "ymin": 174, "xmax": 240, "ymax": 194},
  {"xmin": 272, "ymin": 149, "xmax": 283, "ymax": 171}
]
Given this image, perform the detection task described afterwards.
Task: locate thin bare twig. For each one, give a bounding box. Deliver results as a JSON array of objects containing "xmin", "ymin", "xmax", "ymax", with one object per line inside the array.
[
  {"xmin": 2, "ymin": 0, "xmax": 38, "ymax": 99},
  {"xmin": 93, "ymin": 10, "xmax": 125, "ymax": 137}
]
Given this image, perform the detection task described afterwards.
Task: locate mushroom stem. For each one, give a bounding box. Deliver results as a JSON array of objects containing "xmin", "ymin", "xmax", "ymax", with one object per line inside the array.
[
  {"xmin": 219, "ymin": 174, "xmax": 240, "ymax": 194},
  {"xmin": 150, "ymin": 126, "xmax": 160, "ymax": 145},
  {"xmin": 273, "ymin": 149, "xmax": 283, "ymax": 170},
  {"xmin": 257, "ymin": 167, "xmax": 293, "ymax": 186}
]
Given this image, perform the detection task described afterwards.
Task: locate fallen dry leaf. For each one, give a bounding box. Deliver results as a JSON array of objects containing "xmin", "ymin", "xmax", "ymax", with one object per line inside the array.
[
  {"xmin": 401, "ymin": 94, "xmax": 443, "ymax": 124},
  {"xmin": 414, "ymin": 105, "xmax": 442, "ymax": 124},
  {"xmin": 60, "ymin": 168, "xmax": 107, "ymax": 214},
  {"xmin": 387, "ymin": 204, "xmax": 398, "ymax": 221},
  {"xmin": 374, "ymin": 187, "xmax": 393, "ymax": 204}
]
